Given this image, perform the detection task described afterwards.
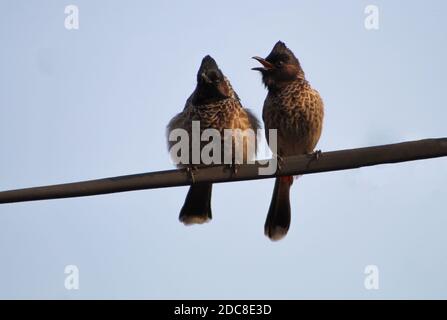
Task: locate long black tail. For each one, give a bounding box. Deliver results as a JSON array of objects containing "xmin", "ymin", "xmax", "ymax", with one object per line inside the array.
[
  {"xmin": 179, "ymin": 183, "xmax": 213, "ymax": 225},
  {"xmin": 264, "ymin": 176, "xmax": 293, "ymax": 241}
]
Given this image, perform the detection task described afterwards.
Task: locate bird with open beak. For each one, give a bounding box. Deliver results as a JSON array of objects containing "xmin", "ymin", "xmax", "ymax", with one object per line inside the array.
[
  {"xmin": 167, "ymin": 55, "xmax": 260, "ymax": 226},
  {"xmin": 252, "ymin": 41, "xmax": 324, "ymax": 241}
]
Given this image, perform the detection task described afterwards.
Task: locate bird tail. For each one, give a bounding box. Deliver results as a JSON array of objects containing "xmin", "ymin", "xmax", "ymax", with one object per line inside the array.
[
  {"xmin": 179, "ymin": 183, "xmax": 212, "ymax": 225},
  {"xmin": 264, "ymin": 176, "xmax": 293, "ymax": 241}
]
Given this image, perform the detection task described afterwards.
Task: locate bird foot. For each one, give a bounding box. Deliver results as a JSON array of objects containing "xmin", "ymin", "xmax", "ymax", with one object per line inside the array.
[
  {"xmin": 311, "ymin": 149, "xmax": 322, "ymax": 160},
  {"xmin": 185, "ymin": 165, "xmax": 198, "ymax": 183},
  {"xmin": 225, "ymin": 163, "xmax": 240, "ymax": 176},
  {"xmin": 307, "ymin": 150, "xmax": 322, "ymax": 166},
  {"xmin": 275, "ymin": 154, "xmax": 284, "ymax": 172}
]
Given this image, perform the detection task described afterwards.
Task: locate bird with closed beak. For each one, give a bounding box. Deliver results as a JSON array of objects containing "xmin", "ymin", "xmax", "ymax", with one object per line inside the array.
[
  {"xmin": 252, "ymin": 41, "xmax": 324, "ymax": 241},
  {"xmin": 167, "ymin": 55, "xmax": 260, "ymax": 226}
]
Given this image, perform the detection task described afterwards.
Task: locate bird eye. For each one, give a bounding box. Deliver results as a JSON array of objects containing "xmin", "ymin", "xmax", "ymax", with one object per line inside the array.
[
  {"xmin": 208, "ymin": 71, "xmax": 221, "ymax": 83},
  {"xmin": 276, "ymin": 61, "xmax": 284, "ymax": 67}
]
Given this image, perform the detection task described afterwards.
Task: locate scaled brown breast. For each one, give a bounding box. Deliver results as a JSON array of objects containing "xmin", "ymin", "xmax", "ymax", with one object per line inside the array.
[
  {"xmin": 168, "ymin": 79, "xmax": 260, "ymax": 166},
  {"xmin": 263, "ymin": 79, "xmax": 324, "ymax": 156}
]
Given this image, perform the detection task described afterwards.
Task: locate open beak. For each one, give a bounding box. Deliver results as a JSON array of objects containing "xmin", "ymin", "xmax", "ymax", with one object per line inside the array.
[{"xmin": 251, "ymin": 56, "xmax": 274, "ymax": 71}]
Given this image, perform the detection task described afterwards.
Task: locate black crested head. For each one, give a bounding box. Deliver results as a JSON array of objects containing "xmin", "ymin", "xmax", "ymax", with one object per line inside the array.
[
  {"xmin": 266, "ymin": 41, "xmax": 300, "ymax": 66},
  {"xmin": 196, "ymin": 55, "xmax": 223, "ymax": 83},
  {"xmin": 252, "ymin": 41, "xmax": 304, "ymax": 90},
  {"xmin": 193, "ymin": 55, "xmax": 231, "ymax": 105}
]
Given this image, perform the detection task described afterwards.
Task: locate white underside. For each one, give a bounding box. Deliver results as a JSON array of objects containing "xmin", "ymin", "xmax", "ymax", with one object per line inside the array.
[
  {"xmin": 180, "ymin": 216, "xmax": 211, "ymax": 226},
  {"xmin": 265, "ymin": 226, "xmax": 288, "ymax": 241}
]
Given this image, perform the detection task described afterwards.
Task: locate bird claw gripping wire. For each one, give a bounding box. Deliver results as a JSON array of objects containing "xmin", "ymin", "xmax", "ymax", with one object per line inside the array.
[
  {"xmin": 306, "ymin": 150, "xmax": 322, "ymax": 168},
  {"xmin": 275, "ymin": 154, "xmax": 285, "ymax": 172},
  {"xmin": 225, "ymin": 163, "xmax": 240, "ymax": 176},
  {"xmin": 311, "ymin": 149, "xmax": 322, "ymax": 161},
  {"xmin": 185, "ymin": 165, "xmax": 199, "ymax": 183}
]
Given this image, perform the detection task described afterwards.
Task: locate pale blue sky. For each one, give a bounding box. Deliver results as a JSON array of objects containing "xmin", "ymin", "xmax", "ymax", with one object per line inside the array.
[{"xmin": 0, "ymin": 0, "xmax": 446, "ymax": 299}]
